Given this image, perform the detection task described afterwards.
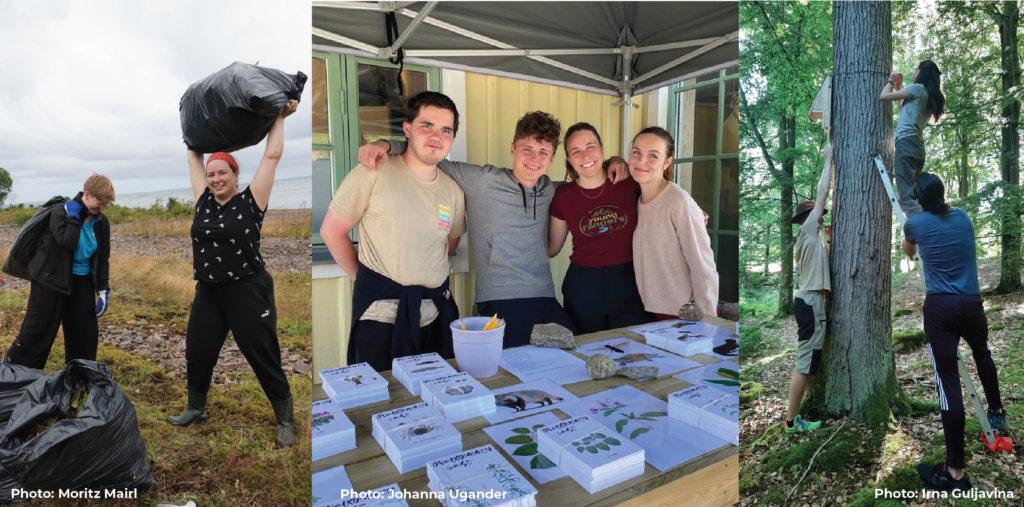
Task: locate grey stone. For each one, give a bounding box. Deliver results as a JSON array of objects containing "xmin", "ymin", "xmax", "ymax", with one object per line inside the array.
[
  {"xmin": 677, "ymin": 302, "xmax": 704, "ymax": 321},
  {"xmin": 617, "ymin": 366, "xmax": 659, "ymax": 380},
  {"xmin": 530, "ymin": 323, "xmax": 577, "ymax": 349},
  {"xmin": 586, "ymin": 354, "xmax": 617, "ymax": 380}
]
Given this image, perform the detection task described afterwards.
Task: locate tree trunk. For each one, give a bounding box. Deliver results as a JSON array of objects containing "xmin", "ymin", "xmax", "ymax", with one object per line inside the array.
[
  {"xmin": 805, "ymin": 0, "xmax": 908, "ymax": 428},
  {"xmin": 778, "ymin": 115, "xmax": 795, "ymax": 316},
  {"xmin": 764, "ymin": 226, "xmax": 771, "ymax": 277},
  {"xmin": 994, "ymin": 1, "xmax": 1022, "ymax": 294},
  {"xmin": 958, "ymin": 126, "xmax": 970, "ymax": 199}
]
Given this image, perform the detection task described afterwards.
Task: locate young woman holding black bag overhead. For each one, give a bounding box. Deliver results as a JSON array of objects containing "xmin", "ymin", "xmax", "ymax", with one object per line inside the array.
[
  {"xmin": 166, "ymin": 99, "xmax": 299, "ymax": 448},
  {"xmin": 4, "ymin": 174, "xmax": 115, "ymax": 369}
]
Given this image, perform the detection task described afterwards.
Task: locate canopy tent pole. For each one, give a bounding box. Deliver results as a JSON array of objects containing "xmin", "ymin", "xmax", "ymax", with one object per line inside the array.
[
  {"xmin": 633, "ymin": 31, "xmax": 739, "ymax": 87},
  {"xmin": 312, "ymin": 27, "xmax": 380, "ymax": 55},
  {"xmin": 383, "ymin": 1, "xmax": 437, "ymax": 58},
  {"xmin": 618, "ymin": 47, "xmax": 635, "ymax": 157}
]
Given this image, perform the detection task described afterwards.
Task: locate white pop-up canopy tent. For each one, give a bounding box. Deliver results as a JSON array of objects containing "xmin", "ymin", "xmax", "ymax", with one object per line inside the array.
[{"xmin": 312, "ymin": 1, "xmax": 739, "ymax": 153}]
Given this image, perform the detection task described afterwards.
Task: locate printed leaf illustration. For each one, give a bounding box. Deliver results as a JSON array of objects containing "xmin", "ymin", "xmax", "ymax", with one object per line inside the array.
[
  {"xmin": 715, "ymin": 368, "xmax": 739, "ymax": 380},
  {"xmin": 505, "ymin": 435, "xmax": 534, "ymax": 444},
  {"xmin": 530, "ymin": 454, "xmax": 557, "ymax": 469},
  {"xmin": 532, "ymin": 424, "xmax": 545, "ymax": 429},
  {"xmin": 605, "ymin": 437, "xmax": 621, "ymax": 446},
  {"xmin": 586, "ymin": 446, "xmax": 598, "ymax": 454},
  {"xmin": 629, "ymin": 427, "xmax": 650, "ymax": 439},
  {"xmin": 615, "ymin": 419, "xmax": 628, "ymax": 433},
  {"xmin": 511, "ymin": 427, "xmax": 532, "ymax": 434},
  {"xmin": 576, "ymin": 446, "xmax": 585, "ymax": 453},
  {"xmin": 513, "ymin": 443, "xmax": 539, "ymax": 456},
  {"xmin": 639, "ymin": 411, "xmax": 668, "ymax": 418},
  {"xmin": 707, "ymin": 379, "xmax": 740, "ymax": 387},
  {"xmin": 596, "ymin": 442, "xmax": 610, "ymax": 451}
]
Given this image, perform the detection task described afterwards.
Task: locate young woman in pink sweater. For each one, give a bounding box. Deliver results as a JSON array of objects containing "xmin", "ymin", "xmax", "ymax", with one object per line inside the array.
[{"xmin": 628, "ymin": 127, "xmax": 719, "ymax": 319}]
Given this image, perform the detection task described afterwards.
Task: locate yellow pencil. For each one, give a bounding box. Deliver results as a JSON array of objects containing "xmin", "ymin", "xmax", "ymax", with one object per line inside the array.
[
  {"xmin": 484, "ymin": 315, "xmax": 498, "ymax": 330},
  {"xmin": 460, "ymin": 319, "xmax": 466, "ymax": 330}
]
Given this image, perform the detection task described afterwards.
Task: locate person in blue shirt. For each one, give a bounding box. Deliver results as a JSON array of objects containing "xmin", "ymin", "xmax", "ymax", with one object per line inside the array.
[
  {"xmin": 4, "ymin": 174, "xmax": 114, "ymax": 369},
  {"xmin": 903, "ymin": 172, "xmax": 1005, "ymax": 493}
]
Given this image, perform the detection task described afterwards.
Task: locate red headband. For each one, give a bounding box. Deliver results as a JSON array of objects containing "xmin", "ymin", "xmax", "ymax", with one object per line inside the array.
[{"xmin": 207, "ymin": 152, "xmax": 238, "ymax": 174}]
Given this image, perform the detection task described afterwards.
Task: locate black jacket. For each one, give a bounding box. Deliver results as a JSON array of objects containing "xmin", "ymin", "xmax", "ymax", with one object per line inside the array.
[{"xmin": 28, "ymin": 192, "xmax": 110, "ymax": 295}]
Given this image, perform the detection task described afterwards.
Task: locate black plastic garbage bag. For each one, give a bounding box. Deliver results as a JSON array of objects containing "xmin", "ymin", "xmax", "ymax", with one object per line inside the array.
[
  {"xmin": 0, "ymin": 360, "xmax": 154, "ymax": 496},
  {"xmin": 1, "ymin": 196, "xmax": 66, "ymax": 282},
  {"xmin": 0, "ymin": 362, "xmax": 47, "ymax": 505},
  {"xmin": 180, "ymin": 61, "xmax": 306, "ymax": 153}
]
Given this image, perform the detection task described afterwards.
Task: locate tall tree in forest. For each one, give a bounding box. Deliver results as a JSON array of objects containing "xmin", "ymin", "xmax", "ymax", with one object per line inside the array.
[
  {"xmin": 804, "ymin": 0, "xmax": 908, "ymax": 427},
  {"xmin": 988, "ymin": 1, "xmax": 1022, "ymax": 294}
]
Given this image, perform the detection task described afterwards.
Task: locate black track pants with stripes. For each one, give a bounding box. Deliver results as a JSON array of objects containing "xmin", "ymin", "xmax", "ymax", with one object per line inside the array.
[
  {"xmin": 924, "ymin": 293, "xmax": 1002, "ymax": 470},
  {"xmin": 185, "ymin": 269, "xmax": 291, "ymax": 402}
]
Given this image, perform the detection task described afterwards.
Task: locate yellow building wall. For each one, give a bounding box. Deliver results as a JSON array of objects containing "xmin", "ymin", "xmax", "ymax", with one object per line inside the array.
[{"xmin": 312, "ymin": 72, "xmax": 651, "ymax": 381}]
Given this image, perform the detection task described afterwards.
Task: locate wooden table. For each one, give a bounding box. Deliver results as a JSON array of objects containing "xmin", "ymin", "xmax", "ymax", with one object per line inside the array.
[{"xmin": 314, "ymin": 317, "xmax": 740, "ymax": 507}]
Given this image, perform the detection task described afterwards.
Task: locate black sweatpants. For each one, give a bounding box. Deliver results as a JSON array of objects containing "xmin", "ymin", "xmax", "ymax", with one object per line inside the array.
[
  {"xmin": 562, "ymin": 262, "xmax": 653, "ymax": 335},
  {"xmin": 923, "ymin": 293, "xmax": 1003, "ymax": 470},
  {"xmin": 5, "ymin": 275, "xmax": 98, "ymax": 370},
  {"xmin": 477, "ymin": 297, "xmax": 576, "ymax": 348},
  {"xmin": 186, "ymin": 269, "xmax": 290, "ymax": 402},
  {"xmin": 352, "ymin": 318, "xmax": 447, "ymax": 373}
]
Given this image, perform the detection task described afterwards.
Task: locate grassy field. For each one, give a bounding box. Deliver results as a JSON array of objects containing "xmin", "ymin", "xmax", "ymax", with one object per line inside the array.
[
  {"xmin": 0, "ymin": 255, "xmax": 312, "ymax": 506},
  {"xmin": 0, "ymin": 200, "xmax": 312, "ymax": 240}
]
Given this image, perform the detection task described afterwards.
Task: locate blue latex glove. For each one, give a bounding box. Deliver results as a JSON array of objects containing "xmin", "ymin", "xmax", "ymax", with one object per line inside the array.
[
  {"xmin": 95, "ymin": 289, "xmax": 109, "ymax": 317},
  {"xmin": 65, "ymin": 200, "xmax": 83, "ymax": 220}
]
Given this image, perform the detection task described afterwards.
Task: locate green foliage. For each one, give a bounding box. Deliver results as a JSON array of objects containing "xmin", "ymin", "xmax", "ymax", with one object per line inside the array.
[
  {"xmin": 891, "ymin": 329, "xmax": 926, "ymax": 354},
  {"xmin": 988, "ymin": 324, "xmax": 1005, "ymax": 331},
  {"xmin": 738, "ymin": 324, "xmax": 766, "ymax": 362},
  {"xmin": 0, "ymin": 167, "xmax": 11, "ymax": 207},
  {"xmin": 893, "ymin": 309, "xmax": 912, "ymax": 318},
  {"xmin": 984, "ymin": 305, "xmax": 1002, "ymax": 315},
  {"xmin": 739, "ymin": 382, "xmax": 767, "ymax": 405}
]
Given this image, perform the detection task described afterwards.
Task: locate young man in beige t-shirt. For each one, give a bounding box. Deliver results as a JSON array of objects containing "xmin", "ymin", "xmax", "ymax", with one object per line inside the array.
[
  {"xmin": 784, "ymin": 146, "xmax": 833, "ymax": 434},
  {"xmin": 320, "ymin": 92, "xmax": 467, "ymax": 372}
]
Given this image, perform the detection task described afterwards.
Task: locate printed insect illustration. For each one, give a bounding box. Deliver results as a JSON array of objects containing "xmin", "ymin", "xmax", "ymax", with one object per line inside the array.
[
  {"xmin": 410, "ymin": 366, "xmax": 445, "ymax": 375},
  {"xmin": 671, "ymin": 322, "xmax": 697, "ymax": 329},
  {"xmin": 444, "ymin": 384, "xmax": 475, "ymax": 396},
  {"xmin": 342, "ymin": 374, "xmax": 364, "ymax": 385},
  {"xmin": 397, "ymin": 423, "xmax": 441, "ymax": 441},
  {"xmin": 495, "ymin": 390, "xmax": 563, "ymax": 412},
  {"xmin": 613, "ymin": 353, "xmax": 664, "ymax": 367},
  {"xmin": 673, "ymin": 332, "xmax": 710, "ymax": 342},
  {"xmin": 586, "ymin": 341, "xmax": 631, "ymax": 354}
]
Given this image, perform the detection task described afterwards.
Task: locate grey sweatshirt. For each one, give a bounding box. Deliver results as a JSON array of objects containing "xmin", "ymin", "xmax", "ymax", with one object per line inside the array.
[{"xmin": 386, "ymin": 140, "xmax": 556, "ymax": 303}]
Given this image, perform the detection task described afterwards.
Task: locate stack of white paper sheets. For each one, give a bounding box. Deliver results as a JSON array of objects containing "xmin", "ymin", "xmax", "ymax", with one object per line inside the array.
[
  {"xmin": 419, "ymin": 372, "xmax": 496, "ymax": 423},
  {"xmin": 311, "ymin": 466, "xmax": 353, "ymax": 507},
  {"xmin": 537, "ymin": 415, "xmax": 645, "ymax": 494},
  {"xmin": 427, "ymin": 444, "xmax": 538, "ymax": 507},
  {"xmin": 320, "ymin": 363, "xmax": 390, "ymax": 409},
  {"xmin": 640, "ymin": 321, "xmax": 715, "ymax": 356},
  {"xmin": 312, "ymin": 398, "xmax": 356, "ymax": 461},
  {"xmin": 393, "ymin": 353, "xmax": 458, "ymax": 396},
  {"xmin": 668, "ymin": 385, "xmax": 739, "ymax": 445},
  {"xmin": 371, "ymin": 402, "xmax": 462, "ymax": 474}
]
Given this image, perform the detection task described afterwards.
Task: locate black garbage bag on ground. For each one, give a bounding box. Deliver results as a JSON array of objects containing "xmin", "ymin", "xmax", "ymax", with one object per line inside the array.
[
  {"xmin": 1, "ymin": 196, "xmax": 66, "ymax": 282},
  {"xmin": 0, "ymin": 362, "xmax": 47, "ymax": 505},
  {"xmin": 0, "ymin": 360, "xmax": 154, "ymax": 496},
  {"xmin": 180, "ymin": 61, "xmax": 306, "ymax": 153}
]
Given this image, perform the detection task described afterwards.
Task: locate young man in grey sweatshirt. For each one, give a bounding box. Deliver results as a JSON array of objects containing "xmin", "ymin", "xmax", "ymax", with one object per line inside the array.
[{"xmin": 359, "ymin": 111, "xmax": 578, "ymax": 347}]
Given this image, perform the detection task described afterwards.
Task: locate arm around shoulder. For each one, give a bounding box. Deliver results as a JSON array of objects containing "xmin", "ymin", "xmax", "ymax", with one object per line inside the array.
[{"xmin": 675, "ymin": 192, "xmax": 719, "ymax": 315}]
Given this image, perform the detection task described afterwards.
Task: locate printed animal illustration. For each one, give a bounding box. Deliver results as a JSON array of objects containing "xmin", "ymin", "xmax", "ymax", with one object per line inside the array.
[
  {"xmin": 396, "ymin": 423, "xmax": 441, "ymax": 441},
  {"xmin": 415, "ymin": 360, "xmax": 441, "ymax": 366},
  {"xmin": 495, "ymin": 390, "xmax": 563, "ymax": 412},
  {"xmin": 713, "ymin": 339, "xmax": 739, "ymax": 357},
  {"xmin": 613, "ymin": 353, "xmax": 663, "ymax": 366},
  {"xmin": 586, "ymin": 341, "xmax": 631, "ymax": 354},
  {"xmin": 671, "ymin": 322, "xmax": 697, "ymax": 329},
  {"xmin": 410, "ymin": 366, "xmax": 445, "ymax": 375},
  {"xmin": 342, "ymin": 374, "xmax": 364, "ymax": 385},
  {"xmin": 444, "ymin": 384, "xmax": 474, "ymax": 396}
]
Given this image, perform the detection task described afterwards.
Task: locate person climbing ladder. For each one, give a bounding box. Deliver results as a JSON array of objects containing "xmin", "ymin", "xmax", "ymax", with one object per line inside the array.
[{"xmin": 878, "ymin": 60, "xmax": 945, "ymax": 219}]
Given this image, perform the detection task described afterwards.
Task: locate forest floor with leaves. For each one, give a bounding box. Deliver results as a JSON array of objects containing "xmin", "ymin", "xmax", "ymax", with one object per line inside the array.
[{"xmin": 740, "ymin": 257, "xmax": 1024, "ymax": 506}]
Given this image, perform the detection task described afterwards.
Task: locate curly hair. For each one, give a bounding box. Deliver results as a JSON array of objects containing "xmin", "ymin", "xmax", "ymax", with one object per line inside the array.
[{"xmin": 513, "ymin": 111, "xmax": 561, "ymax": 148}]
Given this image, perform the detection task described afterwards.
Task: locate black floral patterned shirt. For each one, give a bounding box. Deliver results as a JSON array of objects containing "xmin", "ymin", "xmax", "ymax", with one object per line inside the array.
[{"xmin": 191, "ymin": 186, "xmax": 266, "ymax": 282}]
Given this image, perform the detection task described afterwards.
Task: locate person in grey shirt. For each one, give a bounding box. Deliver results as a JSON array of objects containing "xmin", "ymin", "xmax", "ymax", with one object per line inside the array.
[
  {"xmin": 879, "ymin": 60, "xmax": 946, "ymax": 219},
  {"xmin": 359, "ymin": 111, "xmax": 627, "ymax": 347}
]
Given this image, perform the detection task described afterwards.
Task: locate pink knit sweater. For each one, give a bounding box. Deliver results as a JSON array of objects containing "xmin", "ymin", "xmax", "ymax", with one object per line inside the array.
[{"xmin": 633, "ymin": 183, "xmax": 719, "ymax": 316}]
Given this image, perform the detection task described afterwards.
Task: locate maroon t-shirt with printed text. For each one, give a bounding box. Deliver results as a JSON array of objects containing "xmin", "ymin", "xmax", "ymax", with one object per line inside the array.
[{"xmin": 550, "ymin": 178, "xmax": 641, "ymax": 268}]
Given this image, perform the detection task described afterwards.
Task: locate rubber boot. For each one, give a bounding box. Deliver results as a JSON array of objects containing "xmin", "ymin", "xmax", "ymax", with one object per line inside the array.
[
  {"xmin": 271, "ymin": 396, "xmax": 296, "ymax": 447},
  {"xmin": 166, "ymin": 389, "xmax": 209, "ymax": 426}
]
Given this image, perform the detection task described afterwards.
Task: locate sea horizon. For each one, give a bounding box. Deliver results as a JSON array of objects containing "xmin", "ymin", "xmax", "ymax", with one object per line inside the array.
[{"xmin": 11, "ymin": 176, "xmax": 312, "ymax": 210}]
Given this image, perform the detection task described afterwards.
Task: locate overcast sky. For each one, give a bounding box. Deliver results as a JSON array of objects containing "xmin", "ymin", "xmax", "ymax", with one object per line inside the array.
[{"xmin": 0, "ymin": 0, "xmax": 311, "ymax": 204}]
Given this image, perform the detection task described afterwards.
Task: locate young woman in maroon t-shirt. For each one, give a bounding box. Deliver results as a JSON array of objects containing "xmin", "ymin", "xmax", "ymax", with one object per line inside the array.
[{"xmin": 548, "ymin": 123, "xmax": 653, "ymax": 333}]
